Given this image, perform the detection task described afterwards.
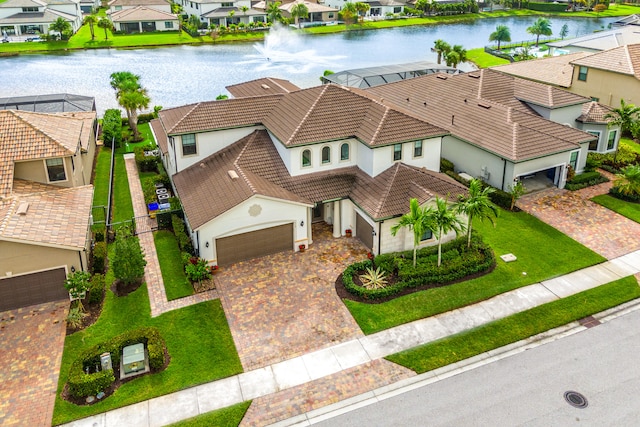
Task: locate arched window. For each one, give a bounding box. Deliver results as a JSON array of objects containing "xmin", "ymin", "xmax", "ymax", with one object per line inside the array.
[
  {"xmin": 340, "ymin": 143, "xmax": 350, "ymax": 161},
  {"xmin": 302, "ymin": 149, "xmax": 311, "ymax": 167},
  {"xmin": 322, "ymin": 146, "xmax": 331, "ymax": 164}
]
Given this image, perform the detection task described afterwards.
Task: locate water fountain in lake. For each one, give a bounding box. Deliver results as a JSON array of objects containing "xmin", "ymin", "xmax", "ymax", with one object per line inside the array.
[{"xmin": 245, "ymin": 24, "xmax": 345, "ymax": 74}]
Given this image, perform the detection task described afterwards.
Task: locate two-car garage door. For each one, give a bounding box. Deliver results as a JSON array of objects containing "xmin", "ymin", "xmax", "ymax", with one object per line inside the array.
[
  {"xmin": 0, "ymin": 268, "xmax": 68, "ymax": 311},
  {"xmin": 216, "ymin": 224, "xmax": 293, "ymax": 267}
]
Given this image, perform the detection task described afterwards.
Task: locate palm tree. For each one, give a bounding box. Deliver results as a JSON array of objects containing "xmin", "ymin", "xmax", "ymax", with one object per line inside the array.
[
  {"xmin": 341, "ymin": 2, "xmax": 358, "ymax": 25},
  {"xmin": 97, "ymin": 17, "xmax": 111, "ymax": 40},
  {"xmin": 355, "ymin": 2, "xmax": 370, "ymax": 22},
  {"xmin": 489, "ymin": 25, "xmax": 511, "ymax": 50},
  {"xmin": 560, "ymin": 23, "xmax": 569, "ymax": 39},
  {"xmin": 109, "ymin": 72, "xmax": 150, "ymax": 141},
  {"xmin": 290, "ymin": 3, "xmax": 309, "ymax": 29},
  {"xmin": 454, "ymin": 179, "xmax": 499, "ymax": 249},
  {"xmin": 83, "ymin": 14, "xmax": 98, "ymax": 41},
  {"xmin": 390, "ymin": 198, "xmax": 433, "ymax": 268},
  {"xmin": 605, "ymin": 99, "xmax": 640, "ymax": 138},
  {"xmin": 613, "ymin": 165, "xmax": 640, "ymax": 198},
  {"xmin": 49, "ymin": 17, "xmax": 71, "ymax": 40},
  {"xmin": 267, "ymin": 1, "xmax": 283, "ymax": 23},
  {"xmin": 430, "ymin": 196, "xmax": 465, "ymax": 267},
  {"xmin": 433, "ymin": 39, "xmax": 450, "ymax": 65},
  {"xmin": 445, "ymin": 44, "xmax": 467, "ymax": 68},
  {"xmin": 241, "ymin": 5, "xmax": 249, "ymax": 15},
  {"xmin": 527, "ymin": 17, "xmax": 552, "ymax": 47}
]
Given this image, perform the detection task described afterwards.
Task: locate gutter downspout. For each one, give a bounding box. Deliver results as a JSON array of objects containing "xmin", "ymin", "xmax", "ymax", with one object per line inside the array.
[
  {"xmin": 78, "ymin": 250, "xmax": 84, "ymax": 272},
  {"xmin": 501, "ymin": 158, "xmax": 507, "ymax": 191},
  {"xmin": 377, "ymin": 221, "xmax": 382, "ymax": 256}
]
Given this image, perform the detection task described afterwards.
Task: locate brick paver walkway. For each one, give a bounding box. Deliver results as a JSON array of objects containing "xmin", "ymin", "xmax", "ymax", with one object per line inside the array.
[
  {"xmin": 517, "ymin": 170, "xmax": 640, "ymax": 260},
  {"xmin": 240, "ymin": 359, "xmax": 415, "ymax": 426},
  {"xmin": 0, "ymin": 301, "xmax": 67, "ymax": 427},
  {"xmin": 215, "ymin": 223, "xmax": 369, "ymax": 371},
  {"xmin": 123, "ymin": 155, "xmax": 219, "ymax": 317}
]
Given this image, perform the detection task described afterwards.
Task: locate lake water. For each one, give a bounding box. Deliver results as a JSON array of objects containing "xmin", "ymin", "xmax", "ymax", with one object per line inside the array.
[{"xmin": 0, "ymin": 16, "xmax": 616, "ymax": 113}]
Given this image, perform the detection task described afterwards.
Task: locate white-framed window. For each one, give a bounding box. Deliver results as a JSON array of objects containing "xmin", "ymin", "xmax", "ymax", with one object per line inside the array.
[
  {"xmin": 340, "ymin": 143, "xmax": 350, "ymax": 161},
  {"xmin": 587, "ymin": 130, "xmax": 600, "ymax": 151},
  {"xmin": 569, "ymin": 151, "xmax": 579, "ymax": 170},
  {"xmin": 420, "ymin": 229, "xmax": 433, "ymax": 241},
  {"xmin": 181, "ymin": 134, "xmax": 197, "ymax": 156},
  {"xmin": 322, "ymin": 146, "xmax": 331, "ymax": 164},
  {"xmin": 414, "ymin": 140, "xmax": 423, "ymax": 158},
  {"xmin": 165, "ymin": 21, "xmax": 174, "ymax": 29},
  {"xmin": 393, "ymin": 143, "xmax": 402, "ymax": 161},
  {"xmin": 607, "ymin": 129, "xmax": 617, "ymax": 150},
  {"xmin": 114, "ymin": 5, "xmax": 122, "ymax": 10},
  {"xmin": 45, "ymin": 158, "xmax": 67, "ymax": 182},
  {"xmin": 302, "ymin": 149, "xmax": 311, "ymax": 167},
  {"xmin": 578, "ymin": 66, "xmax": 588, "ymax": 82}
]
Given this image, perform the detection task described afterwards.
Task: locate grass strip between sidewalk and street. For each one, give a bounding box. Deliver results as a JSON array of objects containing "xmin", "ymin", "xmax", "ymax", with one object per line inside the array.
[
  {"xmin": 386, "ymin": 276, "xmax": 640, "ymax": 374},
  {"xmin": 167, "ymin": 401, "xmax": 252, "ymax": 427},
  {"xmin": 591, "ymin": 194, "xmax": 640, "ymax": 224},
  {"xmin": 345, "ymin": 209, "xmax": 606, "ymax": 335}
]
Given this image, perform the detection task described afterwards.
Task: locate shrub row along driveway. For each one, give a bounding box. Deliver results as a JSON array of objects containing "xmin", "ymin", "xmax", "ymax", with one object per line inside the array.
[{"xmin": 214, "ymin": 224, "xmax": 369, "ymax": 371}]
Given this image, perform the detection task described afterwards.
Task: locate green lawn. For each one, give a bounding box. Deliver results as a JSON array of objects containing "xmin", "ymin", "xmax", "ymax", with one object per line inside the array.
[
  {"xmin": 168, "ymin": 402, "xmax": 251, "ymax": 427},
  {"xmin": 155, "ymin": 230, "xmax": 194, "ymax": 300},
  {"xmin": 468, "ymin": 47, "xmax": 510, "ymax": 68},
  {"xmin": 387, "ymin": 276, "xmax": 640, "ymax": 373},
  {"xmin": 592, "ymin": 194, "xmax": 640, "ymax": 223},
  {"xmin": 91, "ymin": 146, "xmax": 112, "ymax": 230},
  {"xmin": 111, "ymin": 148, "xmax": 134, "ymax": 225},
  {"xmin": 53, "ymin": 258, "xmax": 242, "ymax": 425},
  {"xmin": 621, "ymin": 137, "xmax": 640, "ymax": 155},
  {"xmin": 123, "ymin": 122, "xmax": 156, "ymax": 153},
  {"xmin": 345, "ymin": 209, "xmax": 606, "ymax": 334}
]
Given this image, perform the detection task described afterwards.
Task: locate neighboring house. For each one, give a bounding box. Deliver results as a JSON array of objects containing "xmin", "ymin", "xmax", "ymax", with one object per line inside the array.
[
  {"xmin": 364, "ymin": 0, "xmax": 406, "ymax": 17},
  {"xmin": 494, "ymin": 44, "xmax": 640, "ymax": 108},
  {"xmin": 0, "ymin": 0, "xmax": 82, "ymax": 36},
  {"xmin": 108, "ymin": 0, "xmax": 172, "ymax": 14},
  {"xmin": 251, "ymin": 0, "xmax": 338, "ymax": 25},
  {"xmin": 547, "ymin": 25, "xmax": 640, "ymax": 55},
  {"xmin": 174, "ymin": 0, "xmax": 266, "ymax": 26},
  {"xmin": 0, "ymin": 93, "xmax": 96, "ymax": 113},
  {"xmin": 110, "ymin": 6, "xmax": 179, "ymax": 32},
  {"xmin": 611, "ymin": 14, "xmax": 640, "ymax": 27},
  {"xmin": 151, "ymin": 84, "xmax": 468, "ymax": 266},
  {"xmin": 226, "ymin": 77, "xmax": 301, "ymax": 97},
  {"xmin": 0, "ymin": 108, "xmax": 97, "ymax": 311},
  {"xmin": 79, "ymin": 0, "xmax": 99, "ymax": 14}
]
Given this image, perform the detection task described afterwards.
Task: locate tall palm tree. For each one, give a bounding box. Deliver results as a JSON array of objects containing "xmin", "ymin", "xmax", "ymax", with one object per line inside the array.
[
  {"xmin": 489, "ymin": 25, "xmax": 511, "ymax": 50},
  {"xmin": 605, "ymin": 99, "xmax": 640, "ymax": 138},
  {"xmin": 355, "ymin": 2, "xmax": 370, "ymax": 22},
  {"xmin": 109, "ymin": 72, "xmax": 150, "ymax": 141},
  {"xmin": 454, "ymin": 179, "xmax": 499, "ymax": 248},
  {"xmin": 430, "ymin": 196, "xmax": 465, "ymax": 267},
  {"xmin": 97, "ymin": 17, "xmax": 111, "ymax": 40},
  {"xmin": 341, "ymin": 2, "xmax": 358, "ymax": 25},
  {"xmin": 83, "ymin": 14, "xmax": 98, "ymax": 41},
  {"xmin": 445, "ymin": 44, "xmax": 467, "ymax": 68},
  {"xmin": 49, "ymin": 17, "xmax": 71, "ymax": 40},
  {"xmin": 527, "ymin": 17, "xmax": 552, "ymax": 47},
  {"xmin": 267, "ymin": 1, "xmax": 283, "ymax": 23},
  {"xmin": 290, "ymin": 3, "xmax": 309, "ymax": 29},
  {"xmin": 433, "ymin": 39, "xmax": 450, "ymax": 64},
  {"xmin": 614, "ymin": 165, "xmax": 640, "ymax": 198},
  {"xmin": 390, "ymin": 198, "xmax": 433, "ymax": 268}
]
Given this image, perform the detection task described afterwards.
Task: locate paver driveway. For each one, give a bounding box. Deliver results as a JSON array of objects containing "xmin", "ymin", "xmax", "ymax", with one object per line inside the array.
[
  {"xmin": 0, "ymin": 301, "xmax": 68, "ymax": 427},
  {"xmin": 214, "ymin": 224, "xmax": 369, "ymax": 371}
]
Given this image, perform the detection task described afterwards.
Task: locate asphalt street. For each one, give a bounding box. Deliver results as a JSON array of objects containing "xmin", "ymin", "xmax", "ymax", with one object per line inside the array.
[{"xmin": 315, "ymin": 308, "xmax": 640, "ymax": 427}]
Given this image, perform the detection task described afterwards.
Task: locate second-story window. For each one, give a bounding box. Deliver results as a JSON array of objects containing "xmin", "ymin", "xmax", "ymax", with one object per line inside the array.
[
  {"xmin": 182, "ymin": 134, "xmax": 197, "ymax": 156},
  {"xmin": 578, "ymin": 66, "xmax": 588, "ymax": 81},
  {"xmin": 393, "ymin": 143, "xmax": 402, "ymax": 161},
  {"xmin": 322, "ymin": 146, "xmax": 331, "ymax": 164},
  {"xmin": 302, "ymin": 149, "xmax": 311, "ymax": 167},
  {"xmin": 46, "ymin": 158, "xmax": 66, "ymax": 182},
  {"xmin": 414, "ymin": 141, "xmax": 423, "ymax": 158},
  {"xmin": 340, "ymin": 143, "xmax": 349, "ymax": 160}
]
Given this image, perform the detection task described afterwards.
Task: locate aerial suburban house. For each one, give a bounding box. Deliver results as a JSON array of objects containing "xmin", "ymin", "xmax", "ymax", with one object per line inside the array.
[
  {"xmin": 175, "ymin": 0, "xmax": 266, "ymax": 26},
  {"xmin": 0, "ymin": 0, "xmax": 83, "ymax": 37},
  {"xmin": 150, "ymin": 82, "xmax": 468, "ymax": 266},
  {"xmin": 109, "ymin": 6, "xmax": 179, "ymax": 32},
  {"xmin": 251, "ymin": 0, "xmax": 338, "ymax": 25},
  {"xmin": 494, "ymin": 44, "xmax": 640, "ymax": 107},
  {"xmin": 0, "ymin": 108, "xmax": 97, "ymax": 311},
  {"xmin": 108, "ymin": 0, "xmax": 173, "ymax": 13}
]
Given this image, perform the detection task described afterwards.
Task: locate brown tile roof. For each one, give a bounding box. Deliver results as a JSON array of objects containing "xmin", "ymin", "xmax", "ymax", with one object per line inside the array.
[
  {"xmin": 59, "ymin": 111, "xmax": 97, "ymax": 152},
  {"xmin": 0, "ymin": 110, "xmax": 82, "ymax": 198},
  {"xmin": 110, "ymin": 5, "xmax": 177, "ymax": 21},
  {"xmin": 571, "ymin": 43, "xmax": 640, "ymax": 80},
  {"xmin": 493, "ymin": 52, "xmax": 591, "ymax": 88},
  {"xmin": 226, "ymin": 77, "xmax": 301, "ymax": 98},
  {"xmin": 150, "ymin": 118, "xmax": 168, "ymax": 155},
  {"xmin": 158, "ymin": 96, "xmax": 283, "ymax": 135},
  {"xmin": 108, "ymin": 0, "xmax": 170, "ymax": 6},
  {"xmin": 174, "ymin": 130, "xmax": 468, "ymax": 228},
  {"xmin": 262, "ymin": 85, "xmax": 447, "ymax": 147},
  {"xmin": 576, "ymin": 101, "xmax": 614, "ymax": 124},
  {"xmin": 0, "ymin": 185, "xmax": 93, "ymax": 249},
  {"xmin": 367, "ymin": 70, "xmax": 594, "ymax": 162}
]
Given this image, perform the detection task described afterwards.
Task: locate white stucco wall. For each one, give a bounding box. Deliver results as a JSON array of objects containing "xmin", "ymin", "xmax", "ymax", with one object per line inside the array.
[
  {"xmin": 288, "ymin": 138, "xmax": 359, "ymax": 176},
  {"xmin": 194, "ymin": 195, "xmax": 311, "ymax": 264},
  {"xmin": 442, "ymin": 136, "xmax": 509, "ymax": 190},
  {"xmin": 575, "ymin": 122, "xmax": 619, "ymax": 153},
  {"xmin": 549, "ymin": 104, "xmax": 587, "ymax": 126}
]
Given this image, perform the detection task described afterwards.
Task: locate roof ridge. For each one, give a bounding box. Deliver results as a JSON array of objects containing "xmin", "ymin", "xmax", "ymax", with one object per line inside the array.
[
  {"xmin": 168, "ymin": 103, "xmax": 200, "ymax": 134},
  {"xmin": 375, "ymin": 162, "xmax": 401, "ymax": 216},
  {"xmin": 0, "ymin": 199, "xmax": 17, "ymax": 236},
  {"xmin": 9, "ymin": 110, "xmax": 76, "ymax": 154},
  {"xmin": 233, "ymin": 132, "xmax": 258, "ymax": 195},
  {"xmin": 285, "ymin": 85, "xmax": 329, "ymax": 145},
  {"xmin": 369, "ymin": 106, "xmax": 390, "ymax": 145},
  {"xmin": 623, "ymin": 44, "xmax": 636, "ymax": 77}
]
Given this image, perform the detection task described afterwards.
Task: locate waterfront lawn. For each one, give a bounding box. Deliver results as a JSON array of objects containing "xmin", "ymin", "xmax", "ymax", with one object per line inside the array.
[
  {"xmin": 345, "ymin": 209, "xmax": 606, "ymax": 334},
  {"xmin": 467, "ymin": 47, "xmax": 509, "ymax": 68},
  {"xmin": 591, "ymin": 194, "xmax": 640, "ymax": 223},
  {"xmin": 386, "ymin": 276, "xmax": 640, "ymax": 373},
  {"xmin": 168, "ymin": 402, "xmax": 251, "ymax": 427},
  {"xmin": 155, "ymin": 230, "xmax": 194, "ymax": 300}
]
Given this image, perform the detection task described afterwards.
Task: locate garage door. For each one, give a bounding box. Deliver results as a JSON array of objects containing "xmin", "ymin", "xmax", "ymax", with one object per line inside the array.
[
  {"xmin": 216, "ymin": 224, "xmax": 293, "ymax": 266},
  {"xmin": 0, "ymin": 268, "xmax": 67, "ymax": 311},
  {"xmin": 356, "ymin": 213, "xmax": 373, "ymax": 250}
]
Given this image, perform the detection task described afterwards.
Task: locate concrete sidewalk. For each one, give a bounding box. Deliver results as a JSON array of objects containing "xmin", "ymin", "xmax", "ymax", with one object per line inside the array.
[{"xmin": 61, "ymin": 251, "xmax": 640, "ymax": 427}]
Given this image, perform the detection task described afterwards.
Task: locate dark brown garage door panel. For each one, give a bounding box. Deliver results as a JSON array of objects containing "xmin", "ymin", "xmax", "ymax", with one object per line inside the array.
[
  {"xmin": 0, "ymin": 268, "xmax": 68, "ymax": 311},
  {"xmin": 216, "ymin": 224, "xmax": 293, "ymax": 266},
  {"xmin": 356, "ymin": 213, "xmax": 373, "ymax": 250}
]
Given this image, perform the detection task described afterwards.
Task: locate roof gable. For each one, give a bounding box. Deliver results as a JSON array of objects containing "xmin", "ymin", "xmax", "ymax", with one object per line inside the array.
[{"xmin": 571, "ymin": 43, "xmax": 640, "ymax": 80}]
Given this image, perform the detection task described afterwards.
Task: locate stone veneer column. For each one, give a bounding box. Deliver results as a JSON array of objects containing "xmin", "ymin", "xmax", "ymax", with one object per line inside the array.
[{"xmin": 332, "ymin": 200, "xmax": 341, "ymax": 238}]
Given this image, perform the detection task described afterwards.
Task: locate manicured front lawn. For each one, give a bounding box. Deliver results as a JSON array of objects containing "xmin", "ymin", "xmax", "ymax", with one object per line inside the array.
[
  {"xmin": 53, "ymin": 271, "xmax": 242, "ymax": 424},
  {"xmin": 168, "ymin": 402, "xmax": 251, "ymax": 427},
  {"xmin": 155, "ymin": 230, "xmax": 194, "ymax": 300},
  {"xmin": 345, "ymin": 209, "xmax": 606, "ymax": 334},
  {"xmin": 386, "ymin": 276, "xmax": 640, "ymax": 373},
  {"xmin": 592, "ymin": 194, "xmax": 640, "ymax": 223}
]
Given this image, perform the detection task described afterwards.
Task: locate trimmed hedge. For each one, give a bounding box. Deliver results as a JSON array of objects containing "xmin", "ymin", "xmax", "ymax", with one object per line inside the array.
[
  {"xmin": 172, "ymin": 214, "xmax": 194, "ymax": 254},
  {"xmin": 527, "ymin": 2, "xmax": 566, "ymax": 11},
  {"xmin": 440, "ymin": 158, "xmax": 454, "ymax": 174},
  {"xmin": 88, "ymin": 274, "xmax": 105, "ymax": 304},
  {"xmin": 92, "ymin": 241, "xmax": 107, "ymax": 274},
  {"xmin": 565, "ymin": 171, "xmax": 609, "ymax": 191},
  {"xmin": 343, "ymin": 234, "xmax": 495, "ymax": 300},
  {"xmin": 610, "ymin": 186, "xmax": 640, "ymax": 203},
  {"xmin": 67, "ymin": 327, "xmax": 166, "ymax": 398},
  {"xmin": 102, "ymin": 109, "xmax": 122, "ymax": 149},
  {"xmin": 134, "ymin": 146, "xmax": 159, "ymax": 173}
]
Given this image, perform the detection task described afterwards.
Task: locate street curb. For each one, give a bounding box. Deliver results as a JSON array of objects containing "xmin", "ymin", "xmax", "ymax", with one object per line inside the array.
[{"xmin": 271, "ymin": 298, "xmax": 640, "ymax": 427}]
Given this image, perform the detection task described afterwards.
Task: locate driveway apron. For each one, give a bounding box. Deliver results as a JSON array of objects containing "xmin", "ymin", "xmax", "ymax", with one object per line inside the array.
[
  {"xmin": 517, "ymin": 175, "xmax": 640, "ymax": 260},
  {"xmin": 214, "ymin": 224, "xmax": 369, "ymax": 371},
  {"xmin": 0, "ymin": 301, "xmax": 68, "ymax": 427}
]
